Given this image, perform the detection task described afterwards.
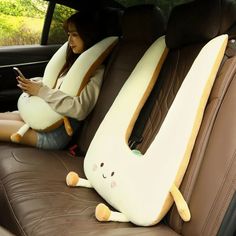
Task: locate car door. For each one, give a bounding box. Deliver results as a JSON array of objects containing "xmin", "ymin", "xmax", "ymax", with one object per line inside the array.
[{"xmin": 0, "ymin": 0, "xmax": 75, "ymax": 112}]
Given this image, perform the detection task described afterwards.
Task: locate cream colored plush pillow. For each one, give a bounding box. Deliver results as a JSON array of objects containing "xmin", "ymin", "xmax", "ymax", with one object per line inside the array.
[{"xmin": 66, "ymin": 34, "xmax": 228, "ymax": 226}]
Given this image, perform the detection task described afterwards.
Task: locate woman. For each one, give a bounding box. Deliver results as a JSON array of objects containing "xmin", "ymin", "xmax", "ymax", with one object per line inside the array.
[{"xmin": 0, "ymin": 12, "xmax": 104, "ymax": 149}]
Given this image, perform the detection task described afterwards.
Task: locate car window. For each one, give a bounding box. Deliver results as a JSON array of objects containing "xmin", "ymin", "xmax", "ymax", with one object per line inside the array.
[
  {"xmin": 0, "ymin": 0, "xmax": 76, "ymax": 47},
  {"xmin": 0, "ymin": 0, "xmax": 47, "ymax": 46},
  {"xmin": 47, "ymin": 4, "xmax": 76, "ymax": 45}
]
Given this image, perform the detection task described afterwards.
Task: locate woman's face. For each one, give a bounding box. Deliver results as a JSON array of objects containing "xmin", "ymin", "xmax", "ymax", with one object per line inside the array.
[{"xmin": 67, "ymin": 23, "xmax": 84, "ymax": 54}]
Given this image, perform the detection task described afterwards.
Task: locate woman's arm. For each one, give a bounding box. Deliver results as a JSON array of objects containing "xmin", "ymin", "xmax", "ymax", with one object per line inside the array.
[{"xmin": 37, "ymin": 66, "xmax": 104, "ymax": 120}]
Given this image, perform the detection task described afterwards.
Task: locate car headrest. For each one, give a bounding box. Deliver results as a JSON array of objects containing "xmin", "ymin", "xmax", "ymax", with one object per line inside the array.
[
  {"xmin": 121, "ymin": 4, "xmax": 165, "ymax": 43},
  {"xmin": 99, "ymin": 7, "xmax": 123, "ymax": 37},
  {"xmin": 166, "ymin": 0, "xmax": 236, "ymax": 49}
]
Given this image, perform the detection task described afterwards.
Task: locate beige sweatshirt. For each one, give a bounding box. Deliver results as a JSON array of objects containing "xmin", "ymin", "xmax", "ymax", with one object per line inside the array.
[{"xmin": 37, "ymin": 66, "xmax": 104, "ymax": 121}]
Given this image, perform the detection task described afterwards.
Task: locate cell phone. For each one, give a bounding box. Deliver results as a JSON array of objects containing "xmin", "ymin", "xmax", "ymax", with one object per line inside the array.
[{"xmin": 13, "ymin": 67, "xmax": 26, "ymax": 80}]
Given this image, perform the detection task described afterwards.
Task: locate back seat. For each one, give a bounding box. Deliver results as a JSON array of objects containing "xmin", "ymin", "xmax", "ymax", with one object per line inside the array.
[
  {"xmin": 0, "ymin": 1, "xmax": 235, "ymax": 235},
  {"xmin": 0, "ymin": 5, "xmax": 166, "ymax": 236}
]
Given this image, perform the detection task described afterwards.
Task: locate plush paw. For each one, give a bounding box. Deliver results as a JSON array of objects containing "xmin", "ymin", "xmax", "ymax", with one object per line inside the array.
[
  {"xmin": 63, "ymin": 117, "xmax": 73, "ymax": 136},
  {"xmin": 65, "ymin": 125, "xmax": 73, "ymax": 136},
  {"xmin": 178, "ymin": 203, "xmax": 191, "ymax": 222},
  {"xmin": 66, "ymin": 171, "xmax": 79, "ymax": 186},
  {"xmin": 170, "ymin": 184, "xmax": 191, "ymax": 222},
  {"xmin": 10, "ymin": 133, "xmax": 22, "ymax": 143},
  {"xmin": 95, "ymin": 203, "xmax": 111, "ymax": 222}
]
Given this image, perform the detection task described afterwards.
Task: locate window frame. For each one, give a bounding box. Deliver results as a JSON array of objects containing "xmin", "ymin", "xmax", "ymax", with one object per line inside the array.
[{"xmin": 41, "ymin": 1, "xmax": 56, "ymax": 45}]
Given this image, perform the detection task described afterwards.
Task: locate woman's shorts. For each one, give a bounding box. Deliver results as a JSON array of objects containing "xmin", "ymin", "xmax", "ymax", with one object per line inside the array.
[{"xmin": 36, "ymin": 118, "xmax": 80, "ymax": 150}]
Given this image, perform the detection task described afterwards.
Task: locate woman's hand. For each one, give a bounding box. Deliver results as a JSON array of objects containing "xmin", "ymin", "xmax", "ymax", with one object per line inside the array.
[{"xmin": 17, "ymin": 76, "xmax": 43, "ymax": 96}]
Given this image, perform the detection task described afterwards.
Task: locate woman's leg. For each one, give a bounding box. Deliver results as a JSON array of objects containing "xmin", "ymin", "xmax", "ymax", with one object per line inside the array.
[
  {"xmin": 0, "ymin": 111, "xmax": 23, "ymax": 121},
  {"xmin": 0, "ymin": 119, "xmax": 38, "ymax": 147}
]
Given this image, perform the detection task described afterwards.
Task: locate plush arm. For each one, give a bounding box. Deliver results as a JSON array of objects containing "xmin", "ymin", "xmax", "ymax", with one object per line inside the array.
[
  {"xmin": 66, "ymin": 171, "xmax": 93, "ymax": 188},
  {"xmin": 37, "ymin": 66, "xmax": 104, "ymax": 120}
]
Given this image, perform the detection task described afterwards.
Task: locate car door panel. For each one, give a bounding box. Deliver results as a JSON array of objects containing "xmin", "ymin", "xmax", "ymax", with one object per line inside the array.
[{"xmin": 0, "ymin": 44, "xmax": 61, "ymax": 111}]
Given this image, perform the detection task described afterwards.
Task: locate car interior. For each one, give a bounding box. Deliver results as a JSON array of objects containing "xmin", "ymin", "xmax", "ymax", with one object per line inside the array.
[{"xmin": 0, "ymin": 0, "xmax": 235, "ymax": 235}]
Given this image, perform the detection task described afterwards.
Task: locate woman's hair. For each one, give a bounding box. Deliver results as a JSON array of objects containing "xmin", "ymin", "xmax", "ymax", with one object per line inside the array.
[{"xmin": 59, "ymin": 11, "xmax": 102, "ymax": 77}]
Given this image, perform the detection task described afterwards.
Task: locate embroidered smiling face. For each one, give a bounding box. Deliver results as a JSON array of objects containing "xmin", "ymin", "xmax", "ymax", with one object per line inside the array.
[{"xmin": 93, "ymin": 162, "xmax": 117, "ymax": 188}]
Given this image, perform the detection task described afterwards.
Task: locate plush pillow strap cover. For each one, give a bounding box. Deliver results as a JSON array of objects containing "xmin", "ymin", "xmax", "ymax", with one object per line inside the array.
[
  {"xmin": 83, "ymin": 34, "xmax": 228, "ymax": 226},
  {"xmin": 11, "ymin": 36, "xmax": 118, "ymax": 142}
]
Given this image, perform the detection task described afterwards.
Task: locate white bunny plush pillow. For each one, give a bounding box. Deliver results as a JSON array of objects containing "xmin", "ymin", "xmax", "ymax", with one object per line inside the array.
[{"xmin": 66, "ymin": 34, "xmax": 227, "ymax": 226}]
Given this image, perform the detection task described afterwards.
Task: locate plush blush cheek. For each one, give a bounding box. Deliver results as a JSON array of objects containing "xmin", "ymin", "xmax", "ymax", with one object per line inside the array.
[
  {"xmin": 111, "ymin": 181, "xmax": 117, "ymax": 188},
  {"xmin": 93, "ymin": 164, "xmax": 98, "ymax": 172}
]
